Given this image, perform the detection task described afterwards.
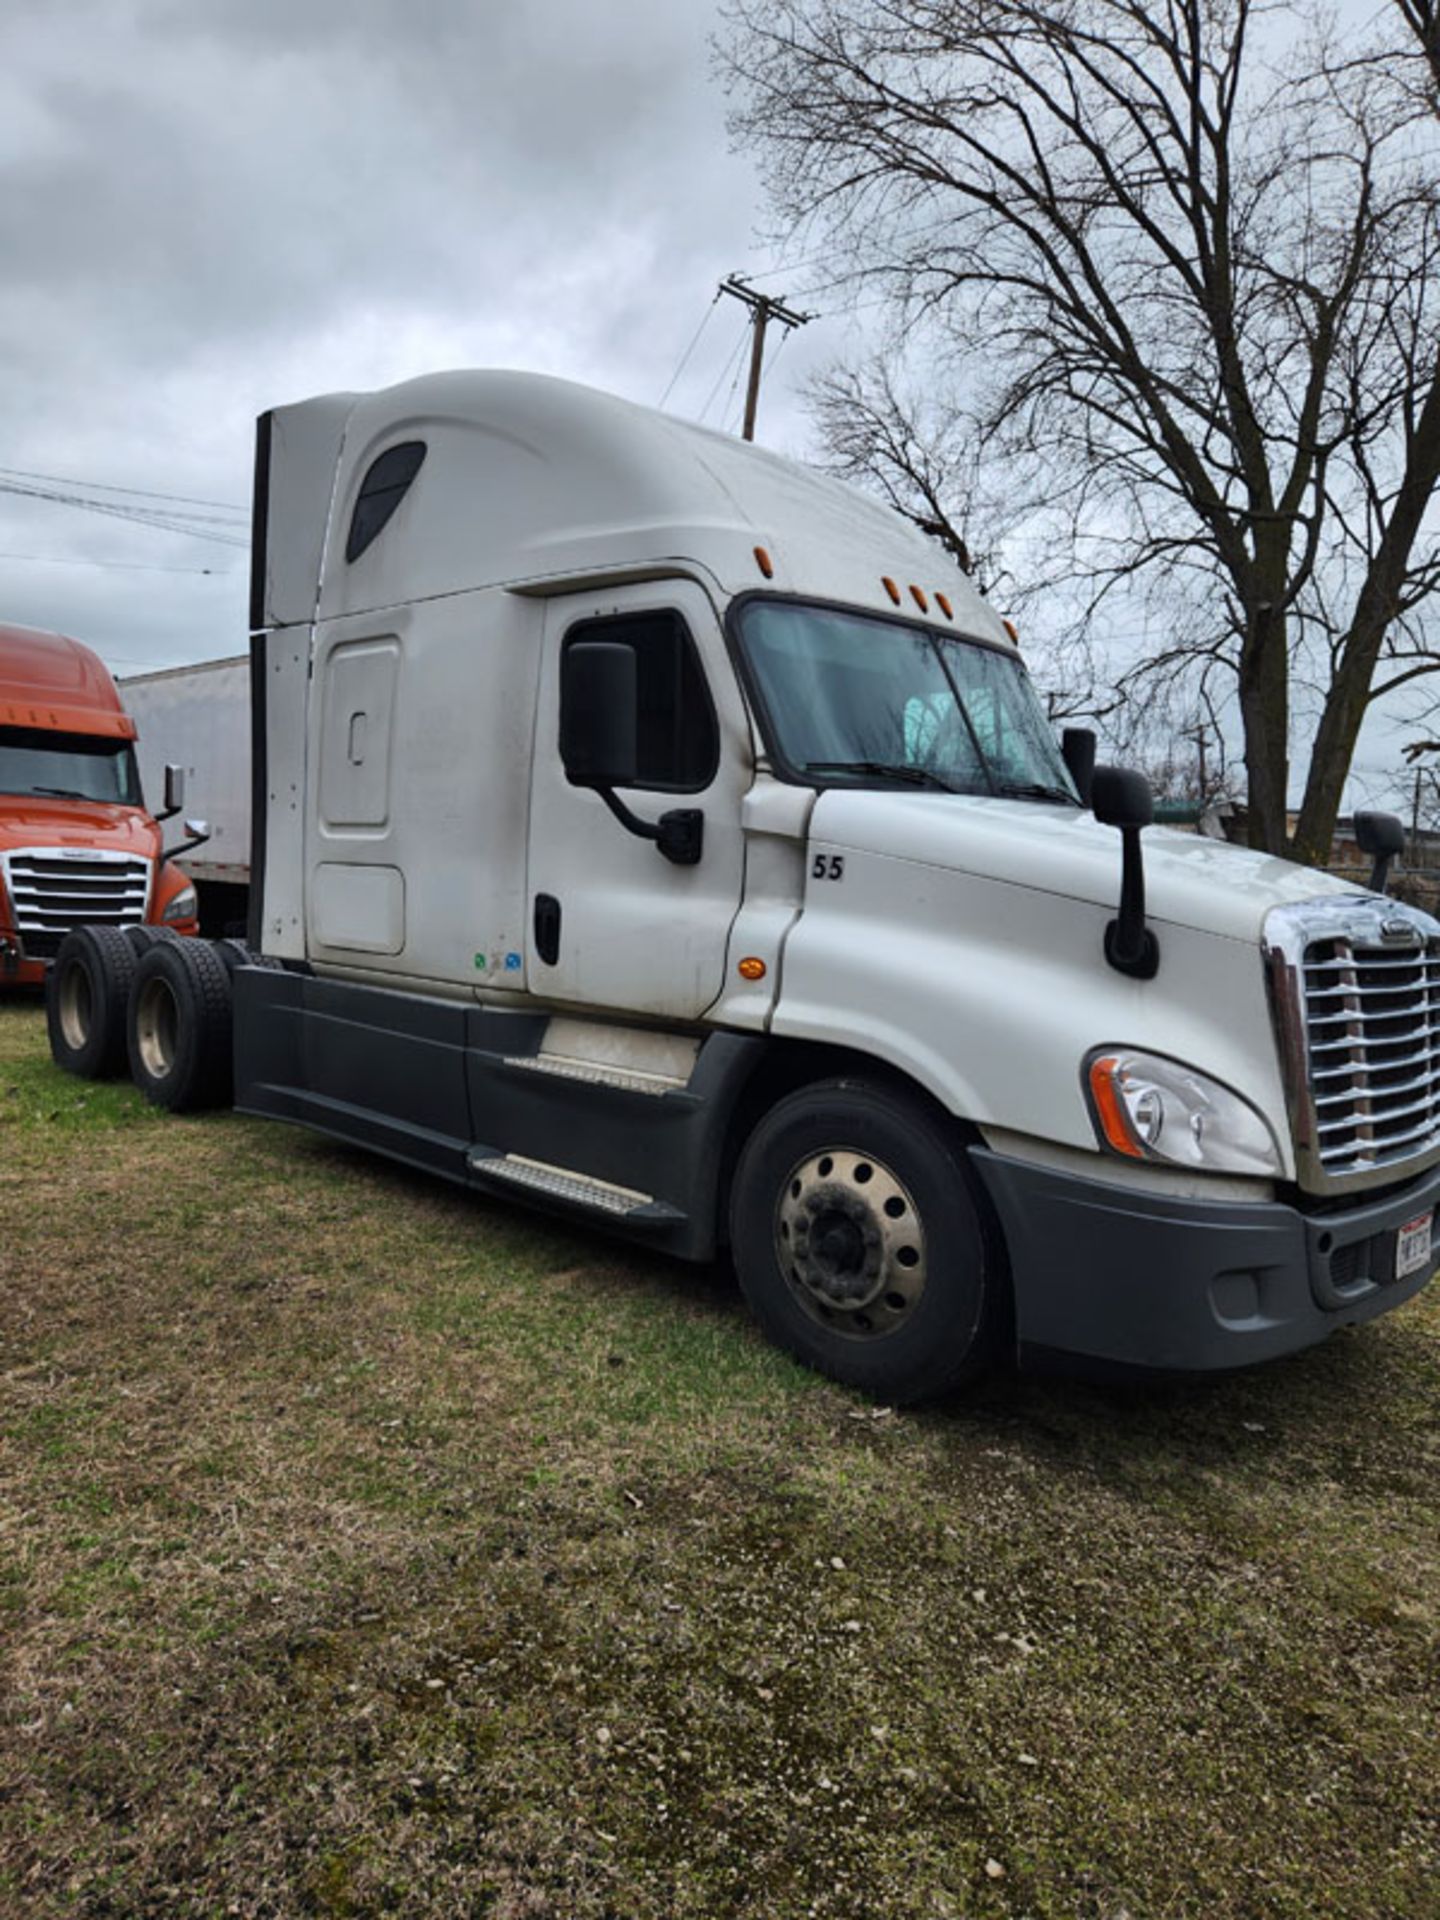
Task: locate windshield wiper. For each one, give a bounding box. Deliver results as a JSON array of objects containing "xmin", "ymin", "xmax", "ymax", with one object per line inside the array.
[
  {"xmin": 993, "ymin": 780, "xmax": 1080, "ymax": 805},
  {"xmin": 804, "ymin": 759, "xmax": 960, "ymax": 792},
  {"xmin": 30, "ymin": 786, "xmax": 91, "ymax": 800}
]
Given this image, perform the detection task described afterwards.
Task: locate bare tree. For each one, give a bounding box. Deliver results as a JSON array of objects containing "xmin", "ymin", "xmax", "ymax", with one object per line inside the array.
[
  {"xmin": 1397, "ymin": 0, "xmax": 1440, "ymax": 94},
  {"xmin": 809, "ymin": 354, "xmax": 1129, "ymax": 727},
  {"xmin": 719, "ymin": 0, "xmax": 1440, "ymax": 860}
]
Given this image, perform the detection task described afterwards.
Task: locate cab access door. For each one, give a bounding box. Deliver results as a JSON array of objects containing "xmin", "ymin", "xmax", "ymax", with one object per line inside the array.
[{"xmin": 525, "ymin": 580, "xmax": 750, "ymax": 1022}]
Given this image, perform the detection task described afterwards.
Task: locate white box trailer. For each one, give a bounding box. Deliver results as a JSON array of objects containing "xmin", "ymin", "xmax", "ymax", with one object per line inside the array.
[
  {"xmin": 121, "ymin": 656, "xmax": 251, "ymax": 933},
  {"xmin": 47, "ymin": 369, "xmax": 1440, "ymax": 1401}
]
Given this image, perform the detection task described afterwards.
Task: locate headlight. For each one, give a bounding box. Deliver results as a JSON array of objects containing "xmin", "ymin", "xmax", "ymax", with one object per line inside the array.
[
  {"xmin": 161, "ymin": 883, "xmax": 197, "ymax": 924},
  {"xmin": 1084, "ymin": 1048, "xmax": 1282, "ymax": 1177}
]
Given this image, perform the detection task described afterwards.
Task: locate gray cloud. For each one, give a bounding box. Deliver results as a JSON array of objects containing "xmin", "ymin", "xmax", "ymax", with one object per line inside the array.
[{"xmin": 1, "ymin": 0, "xmax": 831, "ymax": 671}]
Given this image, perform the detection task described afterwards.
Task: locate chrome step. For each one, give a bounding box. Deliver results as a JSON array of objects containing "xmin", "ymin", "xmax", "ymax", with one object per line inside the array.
[
  {"xmin": 502, "ymin": 1051, "xmax": 688, "ymax": 1097},
  {"xmin": 468, "ymin": 1151, "xmax": 681, "ymax": 1222}
]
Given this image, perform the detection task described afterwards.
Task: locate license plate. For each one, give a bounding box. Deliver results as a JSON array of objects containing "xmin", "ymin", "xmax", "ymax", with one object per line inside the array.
[{"xmin": 1395, "ymin": 1210, "xmax": 1434, "ymax": 1281}]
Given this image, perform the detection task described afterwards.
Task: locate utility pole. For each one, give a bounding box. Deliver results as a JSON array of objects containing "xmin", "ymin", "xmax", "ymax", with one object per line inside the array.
[
  {"xmin": 718, "ymin": 275, "xmax": 812, "ymax": 441},
  {"xmin": 1183, "ymin": 722, "xmax": 1210, "ymax": 802},
  {"xmin": 1413, "ymin": 765, "xmax": 1423, "ymax": 867}
]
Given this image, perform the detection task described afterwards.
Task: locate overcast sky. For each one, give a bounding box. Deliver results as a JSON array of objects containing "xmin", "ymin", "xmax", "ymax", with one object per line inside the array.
[
  {"xmin": 0, "ymin": 0, "xmax": 1423, "ymax": 807},
  {"xmin": 0, "ymin": 0, "xmax": 850, "ymax": 678}
]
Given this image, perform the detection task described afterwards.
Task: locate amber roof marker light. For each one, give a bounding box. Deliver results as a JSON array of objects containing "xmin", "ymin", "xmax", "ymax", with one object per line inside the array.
[
  {"xmin": 909, "ymin": 585, "xmax": 929, "ymax": 612},
  {"xmin": 935, "ymin": 592, "xmax": 953, "ymax": 620},
  {"xmin": 753, "ymin": 545, "xmax": 774, "ymax": 579},
  {"xmin": 882, "ymin": 576, "xmax": 901, "ymax": 605}
]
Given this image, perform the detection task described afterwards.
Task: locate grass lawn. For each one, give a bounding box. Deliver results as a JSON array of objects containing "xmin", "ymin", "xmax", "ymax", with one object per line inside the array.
[{"xmin": 1, "ymin": 992, "xmax": 1437, "ymax": 1918}]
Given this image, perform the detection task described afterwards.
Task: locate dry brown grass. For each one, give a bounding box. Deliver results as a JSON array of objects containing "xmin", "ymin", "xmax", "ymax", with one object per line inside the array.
[{"xmin": 2, "ymin": 995, "xmax": 1438, "ymax": 1918}]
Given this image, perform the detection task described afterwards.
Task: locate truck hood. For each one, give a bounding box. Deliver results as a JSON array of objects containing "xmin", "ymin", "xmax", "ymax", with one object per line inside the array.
[
  {"xmin": 809, "ymin": 790, "xmax": 1363, "ymax": 945},
  {"xmin": 0, "ymin": 794, "xmax": 159, "ymax": 859}
]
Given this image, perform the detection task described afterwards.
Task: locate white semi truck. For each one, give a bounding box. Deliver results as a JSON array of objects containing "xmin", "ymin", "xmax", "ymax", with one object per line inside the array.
[{"xmin": 47, "ymin": 371, "xmax": 1440, "ymax": 1400}]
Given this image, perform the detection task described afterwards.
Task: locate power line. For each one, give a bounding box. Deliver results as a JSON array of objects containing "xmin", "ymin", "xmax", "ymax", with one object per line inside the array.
[
  {"xmin": 658, "ymin": 292, "xmax": 722, "ymax": 410},
  {"xmin": 0, "ymin": 549, "xmax": 235, "ymax": 576},
  {"xmin": 720, "ymin": 346, "xmax": 752, "ymax": 438},
  {"xmin": 697, "ymin": 317, "xmax": 754, "ymax": 426},
  {"xmin": 0, "ymin": 477, "xmax": 249, "ymax": 548},
  {"xmin": 0, "ymin": 464, "xmax": 246, "ymax": 514}
]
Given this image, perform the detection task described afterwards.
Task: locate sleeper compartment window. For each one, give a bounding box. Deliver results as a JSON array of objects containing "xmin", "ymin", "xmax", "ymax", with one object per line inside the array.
[{"xmin": 345, "ymin": 441, "xmax": 427, "ymax": 562}]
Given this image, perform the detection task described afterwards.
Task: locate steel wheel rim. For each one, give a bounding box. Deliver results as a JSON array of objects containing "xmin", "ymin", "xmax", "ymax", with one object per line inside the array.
[
  {"xmin": 59, "ymin": 964, "xmax": 94, "ymax": 1052},
  {"xmin": 775, "ymin": 1147, "xmax": 927, "ymax": 1337},
  {"xmin": 135, "ymin": 975, "xmax": 179, "ymax": 1080}
]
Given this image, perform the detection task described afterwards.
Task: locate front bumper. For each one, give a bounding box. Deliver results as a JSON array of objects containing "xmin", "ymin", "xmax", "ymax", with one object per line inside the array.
[
  {"xmin": 0, "ymin": 934, "xmax": 44, "ymax": 987},
  {"xmin": 970, "ymin": 1147, "xmax": 1440, "ymax": 1375}
]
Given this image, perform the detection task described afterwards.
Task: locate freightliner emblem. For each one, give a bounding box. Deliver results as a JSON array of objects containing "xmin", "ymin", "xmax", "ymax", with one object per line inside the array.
[{"xmin": 1381, "ymin": 917, "xmax": 1422, "ymax": 944}]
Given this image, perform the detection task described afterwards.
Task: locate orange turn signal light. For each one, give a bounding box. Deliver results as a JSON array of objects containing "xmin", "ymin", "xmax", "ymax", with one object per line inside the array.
[
  {"xmin": 1088, "ymin": 1055, "xmax": 1145, "ymax": 1158},
  {"xmin": 738, "ymin": 956, "xmax": 767, "ymax": 981},
  {"xmin": 754, "ymin": 545, "xmax": 774, "ymax": 579}
]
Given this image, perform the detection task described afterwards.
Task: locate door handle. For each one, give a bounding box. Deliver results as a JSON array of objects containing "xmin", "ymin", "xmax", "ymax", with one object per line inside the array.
[{"xmin": 534, "ymin": 894, "xmax": 561, "ymax": 967}]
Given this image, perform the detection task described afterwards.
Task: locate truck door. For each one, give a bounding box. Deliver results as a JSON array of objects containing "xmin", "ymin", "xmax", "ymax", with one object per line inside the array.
[{"xmin": 526, "ymin": 580, "xmax": 750, "ymax": 1021}]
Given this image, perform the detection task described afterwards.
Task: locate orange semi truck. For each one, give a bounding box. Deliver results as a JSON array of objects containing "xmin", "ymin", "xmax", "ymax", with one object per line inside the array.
[{"xmin": 0, "ymin": 622, "xmax": 200, "ymax": 983}]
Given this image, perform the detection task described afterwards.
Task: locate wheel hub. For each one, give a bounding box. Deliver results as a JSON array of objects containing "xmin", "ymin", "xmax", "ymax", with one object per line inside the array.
[
  {"xmin": 58, "ymin": 964, "xmax": 94, "ymax": 1052},
  {"xmin": 776, "ymin": 1150, "xmax": 927, "ymax": 1337}
]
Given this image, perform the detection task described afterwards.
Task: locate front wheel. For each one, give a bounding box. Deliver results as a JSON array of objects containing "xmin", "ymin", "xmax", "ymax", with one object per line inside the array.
[{"xmin": 730, "ymin": 1078, "xmax": 997, "ymax": 1403}]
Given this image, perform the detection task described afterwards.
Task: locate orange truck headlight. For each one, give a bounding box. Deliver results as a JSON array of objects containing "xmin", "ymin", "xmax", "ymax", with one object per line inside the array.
[{"xmin": 161, "ymin": 884, "xmax": 197, "ymax": 924}]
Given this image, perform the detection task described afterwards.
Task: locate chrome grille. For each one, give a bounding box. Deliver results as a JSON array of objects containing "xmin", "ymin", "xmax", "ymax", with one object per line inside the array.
[
  {"xmin": 1304, "ymin": 939, "xmax": 1440, "ymax": 1171},
  {"xmin": 2, "ymin": 848, "xmax": 151, "ymax": 955},
  {"xmin": 1267, "ymin": 898, "xmax": 1440, "ymax": 1193}
]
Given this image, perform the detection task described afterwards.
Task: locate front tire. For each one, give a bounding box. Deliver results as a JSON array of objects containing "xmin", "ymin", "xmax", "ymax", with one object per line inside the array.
[{"xmin": 730, "ymin": 1077, "xmax": 995, "ymax": 1403}]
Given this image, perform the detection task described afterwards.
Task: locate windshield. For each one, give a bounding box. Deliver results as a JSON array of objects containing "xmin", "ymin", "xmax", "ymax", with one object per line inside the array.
[
  {"xmin": 735, "ymin": 600, "xmax": 1078, "ymax": 801},
  {"xmin": 0, "ymin": 726, "xmax": 142, "ymax": 805}
]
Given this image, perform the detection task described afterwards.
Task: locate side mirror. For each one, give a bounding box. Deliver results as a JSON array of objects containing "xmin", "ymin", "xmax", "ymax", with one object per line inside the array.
[
  {"xmin": 1354, "ymin": 810, "xmax": 1404, "ymax": 895},
  {"xmin": 1091, "ymin": 765, "xmax": 1154, "ymax": 831},
  {"xmin": 561, "ymin": 642, "xmax": 639, "ymax": 789},
  {"xmin": 165, "ymin": 817, "xmax": 211, "ymax": 860},
  {"xmin": 1092, "ymin": 766, "xmax": 1159, "ymax": 979},
  {"xmin": 1061, "ymin": 728, "xmax": 1096, "ymax": 807},
  {"xmin": 155, "ymin": 762, "xmax": 186, "ymax": 822},
  {"xmin": 558, "ymin": 639, "xmax": 704, "ymax": 867}
]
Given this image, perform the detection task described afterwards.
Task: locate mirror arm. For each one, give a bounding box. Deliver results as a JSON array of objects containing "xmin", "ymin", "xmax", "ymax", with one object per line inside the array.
[
  {"xmin": 1370, "ymin": 850, "xmax": 1395, "ymax": 895},
  {"xmin": 593, "ymin": 785, "xmax": 704, "ymax": 866},
  {"xmin": 162, "ymin": 828, "xmax": 212, "ymax": 862},
  {"xmin": 1104, "ymin": 826, "xmax": 1160, "ymax": 980}
]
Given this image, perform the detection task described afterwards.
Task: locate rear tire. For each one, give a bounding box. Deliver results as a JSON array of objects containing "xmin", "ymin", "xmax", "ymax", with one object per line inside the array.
[
  {"xmin": 730, "ymin": 1077, "xmax": 995, "ymax": 1404},
  {"xmin": 123, "ymin": 925, "xmax": 181, "ymax": 955},
  {"xmin": 126, "ymin": 939, "xmax": 234, "ymax": 1111},
  {"xmin": 216, "ymin": 937, "xmax": 283, "ymax": 976},
  {"xmin": 47, "ymin": 927, "xmax": 138, "ymax": 1080}
]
